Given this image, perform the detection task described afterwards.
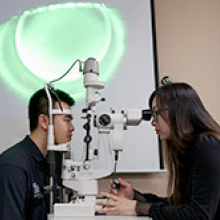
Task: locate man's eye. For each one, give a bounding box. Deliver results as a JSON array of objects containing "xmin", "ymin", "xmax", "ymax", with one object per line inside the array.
[{"xmin": 64, "ymin": 118, "xmax": 72, "ymax": 123}]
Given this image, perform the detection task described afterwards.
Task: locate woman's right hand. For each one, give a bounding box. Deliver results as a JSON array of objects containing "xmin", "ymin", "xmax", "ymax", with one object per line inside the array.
[{"xmin": 111, "ymin": 178, "xmax": 134, "ymax": 200}]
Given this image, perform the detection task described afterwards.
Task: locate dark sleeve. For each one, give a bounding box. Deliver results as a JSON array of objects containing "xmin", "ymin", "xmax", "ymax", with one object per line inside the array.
[
  {"xmin": 133, "ymin": 189, "xmax": 168, "ymax": 204},
  {"xmin": 0, "ymin": 164, "xmax": 28, "ymax": 220},
  {"xmin": 133, "ymin": 190, "xmax": 169, "ymax": 216},
  {"xmin": 146, "ymin": 135, "xmax": 220, "ymax": 220}
]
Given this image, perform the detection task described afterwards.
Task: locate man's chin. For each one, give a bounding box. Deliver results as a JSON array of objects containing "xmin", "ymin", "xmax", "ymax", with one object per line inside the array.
[{"xmin": 55, "ymin": 141, "xmax": 71, "ymax": 145}]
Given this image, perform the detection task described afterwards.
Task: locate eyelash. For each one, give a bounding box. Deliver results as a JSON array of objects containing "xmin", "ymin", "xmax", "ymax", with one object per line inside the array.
[{"xmin": 63, "ymin": 118, "xmax": 72, "ymax": 123}]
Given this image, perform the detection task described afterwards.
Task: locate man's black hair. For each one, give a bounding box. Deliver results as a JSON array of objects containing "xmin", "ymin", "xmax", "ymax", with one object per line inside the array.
[{"xmin": 28, "ymin": 88, "xmax": 75, "ymax": 132}]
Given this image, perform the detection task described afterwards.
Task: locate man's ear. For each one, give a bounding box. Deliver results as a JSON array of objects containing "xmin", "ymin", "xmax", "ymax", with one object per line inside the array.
[{"xmin": 38, "ymin": 114, "xmax": 49, "ymax": 131}]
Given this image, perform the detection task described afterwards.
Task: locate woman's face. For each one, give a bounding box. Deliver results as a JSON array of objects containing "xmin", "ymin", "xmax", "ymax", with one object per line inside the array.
[{"xmin": 151, "ymin": 97, "xmax": 171, "ymax": 140}]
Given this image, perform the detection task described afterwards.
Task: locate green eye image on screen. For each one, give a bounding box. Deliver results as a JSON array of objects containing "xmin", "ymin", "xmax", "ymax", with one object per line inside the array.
[
  {"xmin": 0, "ymin": 2, "xmax": 126, "ymax": 101},
  {"xmin": 0, "ymin": 0, "xmax": 160, "ymax": 173}
]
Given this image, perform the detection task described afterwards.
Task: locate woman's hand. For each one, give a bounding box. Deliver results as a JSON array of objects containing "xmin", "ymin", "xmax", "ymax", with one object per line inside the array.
[
  {"xmin": 111, "ymin": 178, "xmax": 134, "ymax": 200},
  {"xmin": 96, "ymin": 192, "xmax": 137, "ymax": 216}
]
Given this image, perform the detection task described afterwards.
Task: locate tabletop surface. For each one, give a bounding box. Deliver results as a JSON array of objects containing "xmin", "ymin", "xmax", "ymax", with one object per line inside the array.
[{"xmin": 48, "ymin": 215, "xmax": 152, "ymax": 220}]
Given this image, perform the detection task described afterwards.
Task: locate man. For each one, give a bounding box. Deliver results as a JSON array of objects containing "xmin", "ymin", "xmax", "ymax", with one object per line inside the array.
[{"xmin": 0, "ymin": 88, "xmax": 75, "ymax": 220}]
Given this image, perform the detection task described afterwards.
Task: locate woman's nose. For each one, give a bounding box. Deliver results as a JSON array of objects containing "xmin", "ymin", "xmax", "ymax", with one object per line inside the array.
[{"xmin": 151, "ymin": 118, "xmax": 156, "ymax": 127}]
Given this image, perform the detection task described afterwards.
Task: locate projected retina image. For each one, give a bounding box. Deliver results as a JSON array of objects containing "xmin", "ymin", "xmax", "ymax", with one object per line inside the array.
[{"xmin": 0, "ymin": 2, "xmax": 126, "ymax": 101}]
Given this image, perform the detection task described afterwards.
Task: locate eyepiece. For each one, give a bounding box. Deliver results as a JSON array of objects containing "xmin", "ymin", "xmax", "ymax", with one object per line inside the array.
[{"xmin": 142, "ymin": 109, "xmax": 152, "ymax": 121}]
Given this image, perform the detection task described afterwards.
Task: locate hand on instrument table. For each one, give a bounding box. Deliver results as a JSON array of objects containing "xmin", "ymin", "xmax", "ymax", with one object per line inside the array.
[
  {"xmin": 96, "ymin": 192, "xmax": 137, "ymax": 216},
  {"xmin": 110, "ymin": 178, "xmax": 134, "ymax": 200}
]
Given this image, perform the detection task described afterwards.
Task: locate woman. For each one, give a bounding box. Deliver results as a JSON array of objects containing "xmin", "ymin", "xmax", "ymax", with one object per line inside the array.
[{"xmin": 96, "ymin": 82, "xmax": 220, "ymax": 219}]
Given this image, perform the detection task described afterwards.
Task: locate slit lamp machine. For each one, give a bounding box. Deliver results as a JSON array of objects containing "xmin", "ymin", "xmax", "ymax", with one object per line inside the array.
[{"xmin": 45, "ymin": 58, "xmax": 152, "ymax": 219}]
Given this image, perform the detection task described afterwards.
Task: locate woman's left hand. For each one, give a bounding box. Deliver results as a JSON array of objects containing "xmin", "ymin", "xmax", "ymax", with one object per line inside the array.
[{"xmin": 96, "ymin": 192, "xmax": 137, "ymax": 216}]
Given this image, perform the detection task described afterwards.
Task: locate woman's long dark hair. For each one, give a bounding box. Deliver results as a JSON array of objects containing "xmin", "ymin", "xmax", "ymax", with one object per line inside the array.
[{"xmin": 149, "ymin": 83, "xmax": 220, "ymax": 205}]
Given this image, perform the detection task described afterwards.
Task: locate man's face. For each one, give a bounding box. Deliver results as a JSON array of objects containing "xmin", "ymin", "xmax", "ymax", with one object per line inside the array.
[{"xmin": 53, "ymin": 102, "xmax": 75, "ymax": 144}]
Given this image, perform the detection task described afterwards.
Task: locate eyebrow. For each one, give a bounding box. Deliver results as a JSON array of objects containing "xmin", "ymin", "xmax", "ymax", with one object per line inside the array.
[{"xmin": 63, "ymin": 114, "xmax": 73, "ymax": 120}]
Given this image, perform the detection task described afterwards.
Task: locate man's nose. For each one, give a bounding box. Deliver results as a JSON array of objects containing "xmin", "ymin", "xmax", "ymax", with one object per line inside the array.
[{"xmin": 70, "ymin": 122, "xmax": 75, "ymax": 132}]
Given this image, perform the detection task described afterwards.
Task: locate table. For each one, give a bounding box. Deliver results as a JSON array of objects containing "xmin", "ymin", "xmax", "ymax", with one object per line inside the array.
[{"xmin": 48, "ymin": 215, "xmax": 152, "ymax": 220}]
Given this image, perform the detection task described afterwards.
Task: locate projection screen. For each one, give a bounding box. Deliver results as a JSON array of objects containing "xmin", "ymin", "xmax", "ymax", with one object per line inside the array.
[{"xmin": 0, "ymin": 0, "xmax": 161, "ymax": 172}]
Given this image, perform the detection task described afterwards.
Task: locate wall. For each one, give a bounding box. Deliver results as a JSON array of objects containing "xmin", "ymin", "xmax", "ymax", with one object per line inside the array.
[
  {"xmin": 154, "ymin": 0, "xmax": 220, "ymax": 122},
  {"xmin": 99, "ymin": 0, "xmax": 220, "ymax": 197}
]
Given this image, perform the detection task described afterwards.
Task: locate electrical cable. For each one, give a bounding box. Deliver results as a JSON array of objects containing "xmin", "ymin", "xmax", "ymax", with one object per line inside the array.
[{"xmin": 49, "ymin": 59, "xmax": 81, "ymax": 84}]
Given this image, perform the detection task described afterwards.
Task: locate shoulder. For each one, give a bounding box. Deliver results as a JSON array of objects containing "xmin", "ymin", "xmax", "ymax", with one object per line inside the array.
[
  {"xmin": 192, "ymin": 134, "xmax": 220, "ymax": 168},
  {"xmin": 0, "ymin": 138, "xmax": 31, "ymax": 170},
  {"xmin": 194, "ymin": 134, "xmax": 220, "ymax": 150},
  {"xmin": 0, "ymin": 142, "xmax": 30, "ymax": 185}
]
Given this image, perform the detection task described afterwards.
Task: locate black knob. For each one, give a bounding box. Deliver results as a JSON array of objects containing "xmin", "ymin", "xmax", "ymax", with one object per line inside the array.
[
  {"xmin": 84, "ymin": 135, "xmax": 92, "ymax": 144},
  {"xmin": 83, "ymin": 122, "xmax": 90, "ymax": 130},
  {"xmin": 99, "ymin": 114, "xmax": 111, "ymax": 126}
]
